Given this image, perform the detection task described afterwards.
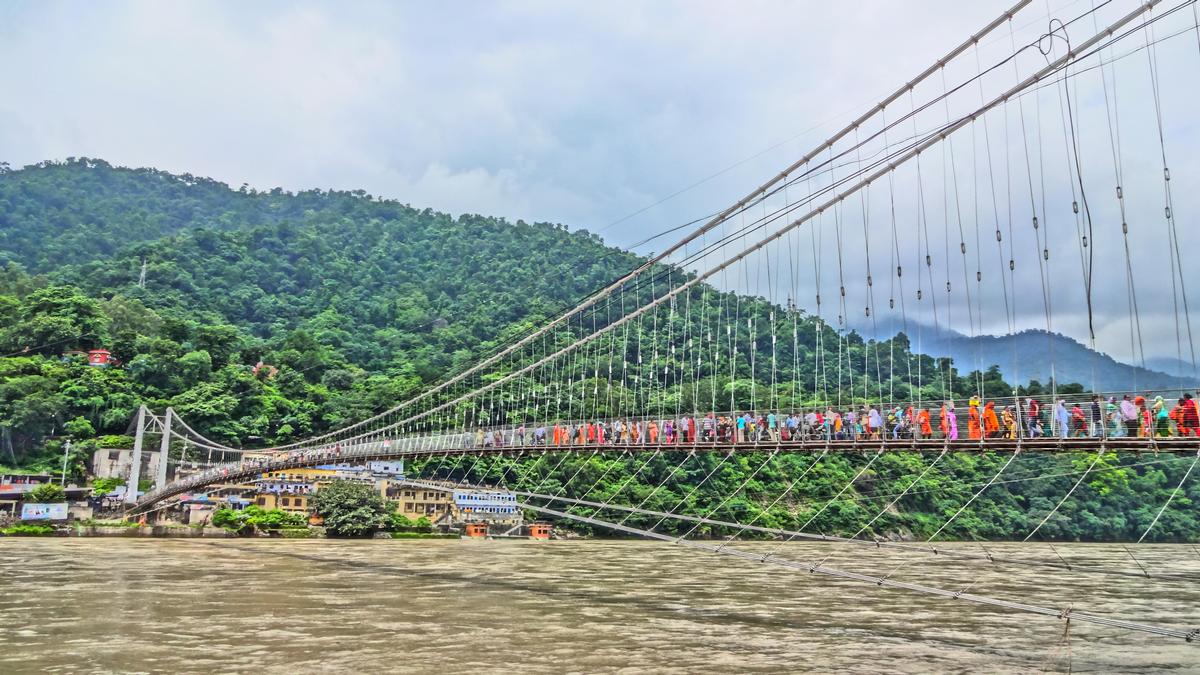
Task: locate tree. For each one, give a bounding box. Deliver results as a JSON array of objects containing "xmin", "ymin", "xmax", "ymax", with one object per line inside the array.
[
  {"xmin": 309, "ymin": 480, "xmax": 389, "ymax": 537},
  {"xmin": 0, "ymin": 285, "xmax": 109, "ymax": 354},
  {"xmin": 64, "ymin": 416, "xmax": 95, "ymax": 438},
  {"xmin": 27, "ymin": 483, "xmax": 66, "ymax": 503}
]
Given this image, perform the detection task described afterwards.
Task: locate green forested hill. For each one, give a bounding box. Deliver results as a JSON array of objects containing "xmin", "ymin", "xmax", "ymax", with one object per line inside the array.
[
  {"xmin": 0, "ymin": 158, "xmax": 648, "ymax": 456},
  {"xmin": 1, "ymin": 158, "xmax": 277, "ymax": 270},
  {"xmin": 0, "ymin": 158, "xmax": 1195, "ymax": 542}
]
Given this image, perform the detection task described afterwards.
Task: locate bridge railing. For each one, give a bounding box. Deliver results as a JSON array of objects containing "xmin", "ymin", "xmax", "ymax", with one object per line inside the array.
[{"xmin": 382, "ymin": 388, "xmax": 1198, "ymax": 451}]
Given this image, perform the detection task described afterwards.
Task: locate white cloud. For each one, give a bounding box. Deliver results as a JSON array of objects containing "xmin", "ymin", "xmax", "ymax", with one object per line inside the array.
[{"xmin": 1, "ymin": 0, "xmax": 1197, "ymax": 364}]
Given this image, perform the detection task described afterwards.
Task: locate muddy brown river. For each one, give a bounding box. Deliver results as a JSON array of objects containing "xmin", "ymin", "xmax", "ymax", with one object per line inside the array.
[{"xmin": 1, "ymin": 539, "xmax": 1197, "ymax": 673}]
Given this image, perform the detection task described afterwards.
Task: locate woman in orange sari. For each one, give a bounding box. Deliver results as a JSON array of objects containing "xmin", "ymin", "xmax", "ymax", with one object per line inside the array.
[
  {"xmin": 917, "ymin": 408, "xmax": 932, "ymax": 437},
  {"xmin": 982, "ymin": 401, "xmax": 1000, "ymax": 438},
  {"xmin": 968, "ymin": 398, "xmax": 982, "ymax": 440}
]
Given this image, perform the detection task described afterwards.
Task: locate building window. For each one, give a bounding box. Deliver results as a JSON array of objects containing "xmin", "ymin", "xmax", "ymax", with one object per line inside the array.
[{"xmin": 281, "ymin": 497, "xmax": 290, "ymax": 507}]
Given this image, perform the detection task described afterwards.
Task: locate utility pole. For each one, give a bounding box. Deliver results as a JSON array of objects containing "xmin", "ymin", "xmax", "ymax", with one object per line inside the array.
[
  {"xmin": 60, "ymin": 439, "xmax": 72, "ymax": 486},
  {"xmin": 125, "ymin": 406, "xmax": 146, "ymax": 504}
]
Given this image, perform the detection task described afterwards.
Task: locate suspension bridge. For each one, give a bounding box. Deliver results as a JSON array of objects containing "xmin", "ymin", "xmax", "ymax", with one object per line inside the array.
[{"xmin": 118, "ymin": 0, "xmax": 1200, "ymax": 645}]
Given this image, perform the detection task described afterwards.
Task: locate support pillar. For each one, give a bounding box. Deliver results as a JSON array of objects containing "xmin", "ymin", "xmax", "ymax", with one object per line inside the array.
[
  {"xmin": 156, "ymin": 408, "xmax": 172, "ymax": 488},
  {"xmin": 125, "ymin": 406, "xmax": 147, "ymax": 504}
]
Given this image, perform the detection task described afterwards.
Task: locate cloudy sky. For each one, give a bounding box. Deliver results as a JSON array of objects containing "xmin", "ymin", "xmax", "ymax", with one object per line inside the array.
[{"xmin": 2, "ymin": 0, "xmax": 1198, "ymax": 364}]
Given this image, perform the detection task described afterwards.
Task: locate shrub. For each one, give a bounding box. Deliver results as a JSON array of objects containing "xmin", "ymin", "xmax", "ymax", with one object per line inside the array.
[
  {"xmin": 2, "ymin": 524, "xmax": 55, "ymax": 536},
  {"xmin": 90, "ymin": 477, "xmax": 125, "ymax": 496},
  {"xmin": 27, "ymin": 483, "xmax": 66, "ymax": 503},
  {"xmin": 212, "ymin": 506, "xmax": 308, "ymax": 534}
]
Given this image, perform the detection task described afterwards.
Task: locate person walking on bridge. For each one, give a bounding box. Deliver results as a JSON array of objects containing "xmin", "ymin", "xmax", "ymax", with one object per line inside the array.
[
  {"xmin": 1153, "ymin": 396, "xmax": 1170, "ymax": 437},
  {"xmin": 1181, "ymin": 393, "xmax": 1199, "ymax": 436},
  {"xmin": 702, "ymin": 413, "xmax": 715, "ymax": 442},
  {"xmin": 968, "ymin": 398, "xmax": 982, "ymax": 440},
  {"xmin": 1120, "ymin": 395, "xmax": 1139, "ymax": 437},
  {"xmin": 1002, "ymin": 406, "xmax": 1017, "ymax": 438},
  {"xmin": 1026, "ymin": 398, "xmax": 1041, "ymax": 437},
  {"xmin": 917, "ymin": 407, "xmax": 932, "ymax": 438},
  {"xmin": 1106, "ymin": 397, "xmax": 1121, "ymax": 436},
  {"xmin": 1135, "ymin": 396, "xmax": 1151, "ymax": 438},
  {"xmin": 1054, "ymin": 400, "xmax": 1070, "ymax": 439},
  {"xmin": 1075, "ymin": 398, "xmax": 1094, "ymax": 437},
  {"xmin": 983, "ymin": 401, "xmax": 1000, "ymax": 438},
  {"xmin": 869, "ymin": 406, "xmax": 883, "ymax": 440}
]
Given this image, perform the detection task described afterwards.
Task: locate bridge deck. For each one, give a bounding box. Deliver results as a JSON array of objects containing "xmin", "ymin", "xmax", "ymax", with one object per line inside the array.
[{"xmin": 130, "ymin": 436, "xmax": 1200, "ymax": 514}]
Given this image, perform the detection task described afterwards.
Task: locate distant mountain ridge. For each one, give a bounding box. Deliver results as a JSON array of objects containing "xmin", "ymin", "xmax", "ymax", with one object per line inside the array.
[
  {"xmin": 876, "ymin": 323, "xmax": 1198, "ymax": 392},
  {"xmin": 1144, "ymin": 356, "xmax": 1200, "ymax": 381}
]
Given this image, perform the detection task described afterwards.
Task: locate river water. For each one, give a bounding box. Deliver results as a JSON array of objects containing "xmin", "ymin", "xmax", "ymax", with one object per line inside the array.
[{"xmin": 1, "ymin": 539, "xmax": 1197, "ymax": 673}]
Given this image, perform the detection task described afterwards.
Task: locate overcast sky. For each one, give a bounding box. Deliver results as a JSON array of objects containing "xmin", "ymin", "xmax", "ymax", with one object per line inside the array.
[{"xmin": 2, "ymin": 0, "xmax": 1198, "ymax": 364}]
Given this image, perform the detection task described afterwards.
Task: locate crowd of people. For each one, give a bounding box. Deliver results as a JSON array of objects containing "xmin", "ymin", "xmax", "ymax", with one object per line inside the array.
[{"xmin": 472, "ymin": 392, "xmax": 1200, "ymax": 447}]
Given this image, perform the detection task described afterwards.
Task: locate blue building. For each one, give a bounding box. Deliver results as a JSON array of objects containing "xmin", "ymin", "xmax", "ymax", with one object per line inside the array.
[{"xmin": 452, "ymin": 490, "xmax": 520, "ymax": 523}]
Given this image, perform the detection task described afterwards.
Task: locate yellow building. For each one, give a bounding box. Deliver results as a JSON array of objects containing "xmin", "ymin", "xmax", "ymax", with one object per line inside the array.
[
  {"xmin": 252, "ymin": 467, "xmax": 338, "ymax": 514},
  {"xmin": 386, "ymin": 484, "xmax": 452, "ymax": 521},
  {"xmin": 254, "ymin": 492, "xmax": 311, "ymax": 513},
  {"xmin": 261, "ymin": 467, "xmax": 341, "ymax": 484}
]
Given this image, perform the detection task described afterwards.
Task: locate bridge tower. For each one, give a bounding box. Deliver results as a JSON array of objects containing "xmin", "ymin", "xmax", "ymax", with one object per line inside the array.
[
  {"xmin": 155, "ymin": 408, "xmax": 173, "ymax": 489},
  {"xmin": 124, "ymin": 406, "xmax": 146, "ymax": 505},
  {"xmin": 123, "ymin": 406, "xmax": 175, "ymax": 505}
]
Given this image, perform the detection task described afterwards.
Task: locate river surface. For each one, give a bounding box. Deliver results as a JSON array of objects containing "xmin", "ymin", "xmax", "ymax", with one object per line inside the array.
[{"xmin": 1, "ymin": 539, "xmax": 1198, "ymax": 673}]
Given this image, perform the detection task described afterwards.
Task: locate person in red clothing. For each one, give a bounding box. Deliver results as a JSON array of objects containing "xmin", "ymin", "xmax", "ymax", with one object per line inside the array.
[
  {"xmin": 1182, "ymin": 393, "xmax": 1200, "ymax": 436},
  {"xmin": 1134, "ymin": 396, "xmax": 1150, "ymax": 437},
  {"xmin": 1070, "ymin": 403, "xmax": 1087, "ymax": 437},
  {"xmin": 1170, "ymin": 400, "xmax": 1186, "ymax": 435}
]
